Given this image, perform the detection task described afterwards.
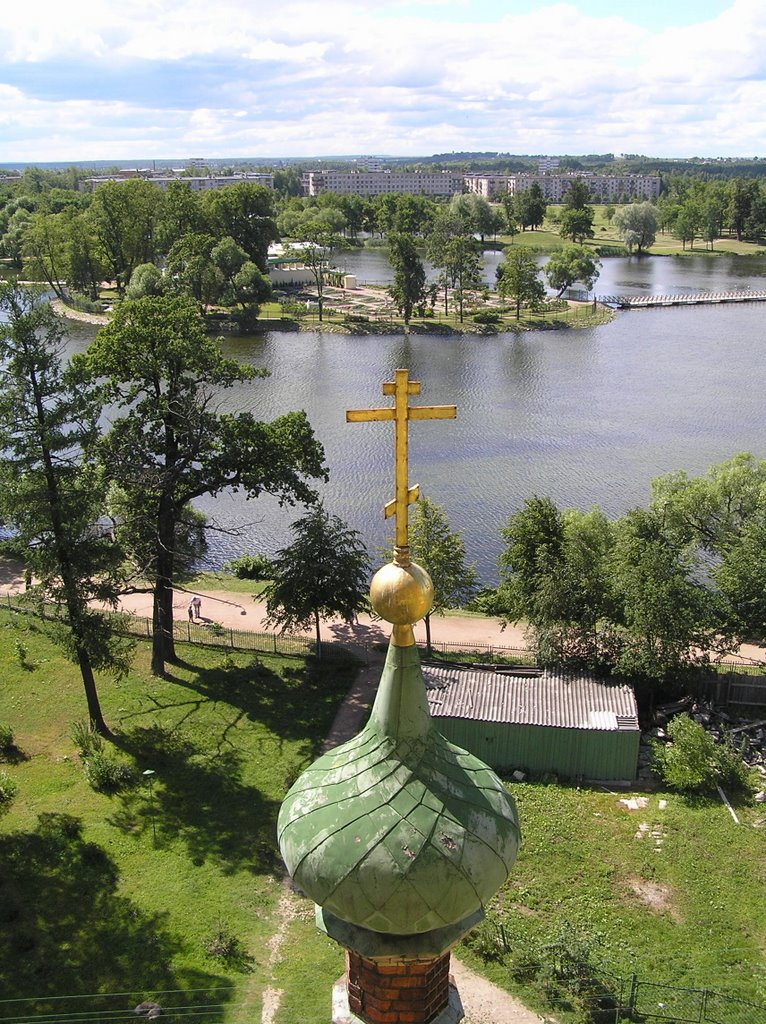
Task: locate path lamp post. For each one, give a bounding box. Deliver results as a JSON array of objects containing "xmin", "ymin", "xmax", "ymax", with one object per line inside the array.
[{"xmin": 143, "ymin": 769, "xmax": 157, "ymax": 846}]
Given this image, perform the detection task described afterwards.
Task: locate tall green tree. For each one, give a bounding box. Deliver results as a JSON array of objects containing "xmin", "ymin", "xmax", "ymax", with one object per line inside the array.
[
  {"xmin": 76, "ymin": 294, "xmax": 326, "ymax": 676},
  {"xmin": 387, "ymin": 232, "xmax": 426, "ymax": 325},
  {"xmin": 263, "ymin": 504, "xmax": 370, "ymax": 655},
  {"xmin": 165, "ymin": 232, "xmax": 221, "ymax": 307},
  {"xmin": 544, "ymin": 245, "xmax": 600, "ymax": 297},
  {"xmin": 559, "ymin": 206, "xmax": 595, "ymax": 244},
  {"xmin": 88, "ymin": 179, "xmax": 161, "ymax": 294},
  {"xmin": 563, "ymin": 179, "xmax": 592, "ymax": 209},
  {"xmin": 714, "ymin": 505, "xmax": 766, "ymax": 642},
  {"xmin": 515, "ymin": 183, "xmax": 547, "ymax": 231},
  {"xmin": 289, "ymin": 224, "xmax": 343, "ymax": 322},
  {"xmin": 210, "ymin": 236, "xmax": 271, "ymax": 314},
  {"xmin": 496, "ymin": 246, "xmax": 545, "ymax": 319},
  {"xmin": 408, "ymin": 497, "xmax": 478, "ymax": 657},
  {"xmin": 426, "ymin": 214, "xmax": 482, "ymax": 321},
  {"xmin": 200, "ymin": 182, "xmax": 279, "ymax": 271},
  {"xmin": 496, "ymin": 498, "xmax": 616, "ymax": 669},
  {"xmin": 651, "ymin": 451, "xmax": 766, "ymax": 555},
  {"xmin": 607, "ymin": 508, "xmax": 722, "ymax": 682},
  {"xmin": 612, "ymin": 202, "xmax": 658, "ymax": 253},
  {"xmin": 0, "ymin": 284, "xmax": 130, "ymax": 734}
]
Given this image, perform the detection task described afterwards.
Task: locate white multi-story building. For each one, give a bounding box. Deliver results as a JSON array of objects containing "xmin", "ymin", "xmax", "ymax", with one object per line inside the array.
[
  {"xmin": 508, "ymin": 173, "xmax": 661, "ymax": 203},
  {"xmin": 302, "ymin": 170, "xmax": 465, "ymax": 197},
  {"xmin": 464, "ymin": 174, "xmax": 512, "ymax": 199}
]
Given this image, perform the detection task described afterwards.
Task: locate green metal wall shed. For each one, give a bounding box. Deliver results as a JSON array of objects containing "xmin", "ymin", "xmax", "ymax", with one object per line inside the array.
[{"xmin": 424, "ymin": 666, "xmax": 640, "ymax": 782}]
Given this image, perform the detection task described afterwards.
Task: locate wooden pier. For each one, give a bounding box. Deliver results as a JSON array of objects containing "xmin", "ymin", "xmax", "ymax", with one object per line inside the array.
[{"xmin": 597, "ymin": 289, "xmax": 766, "ymax": 309}]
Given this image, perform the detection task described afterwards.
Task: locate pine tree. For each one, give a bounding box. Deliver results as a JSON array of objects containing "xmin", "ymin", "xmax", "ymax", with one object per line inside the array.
[
  {"xmin": 0, "ymin": 284, "xmax": 130, "ymax": 733},
  {"xmin": 263, "ymin": 504, "xmax": 370, "ymax": 656}
]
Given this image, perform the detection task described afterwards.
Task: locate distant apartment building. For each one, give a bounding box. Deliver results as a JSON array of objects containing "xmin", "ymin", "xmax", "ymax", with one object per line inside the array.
[
  {"xmin": 355, "ymin": 156, "xmax": 384, "ymax": 172},
  {"xmin": 538, "ymin": 157, "xmax": 560, "ymax": 173},
  {"xmin": 464, "ymin": 174, "xmax": 511, "ymax": 199},
  {"xmin": 302, "ymin": 170, "xmax": 465, "ymax": 197},
  {"xmin": 508, "ymin": 172, "xmax": 661, "ymax": 203},
  {"xmin": 80, "ymin": 172, "xmax": 274, "ymax": 192},
  {"xmin": 308, "ymin": 168, "xmax": 661, "ymax": 203}
]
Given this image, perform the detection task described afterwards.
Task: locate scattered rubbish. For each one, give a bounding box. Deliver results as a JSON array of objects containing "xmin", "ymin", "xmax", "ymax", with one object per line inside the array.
[{"xmin": 619, "ymin": 797, "xmax": 649, "ymax": 811}]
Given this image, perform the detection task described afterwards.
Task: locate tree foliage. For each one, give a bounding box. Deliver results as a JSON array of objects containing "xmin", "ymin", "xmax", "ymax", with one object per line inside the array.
[
  {"xmin": 544, "ymin": 245, "xmax": 601, "ymax": 296},
  {"xmin": 387, "ymin": 232, "xmax": 426, "ymax": 325},
  {"xmin": 559, "ymin": 207, "xmax": 595, "ymax": 244},
  {"xmin": 514, "ymin": 183, "xmax": 547, "ymax": 231},
  {"xmin": 75, "ymin": 294, "xmax": 326, "ymax": 676},
  {"xmin": 263, "ymin": 504, "xmax": 370, "ymax": 653},
  {"xmin": 612, "ymin": 202, "xmax": 658, "ymax": 253},
  {"xmin": 496, "ymin": 246, "xmax": 545, "ymax": 319},
  {"xmin": 495, "ymin": 482, "xmax": 739, "ymax": 684},
  {"xmin": 408, "ymin": 497, "xmax": 478, "ymax": 656},
  {"xmin": 0, "ymin": 284, "xmax": 132, "ymax": 732},
  {"xmin": 426, "ymin": 213, "xmax": 482, "ymax": 322}
]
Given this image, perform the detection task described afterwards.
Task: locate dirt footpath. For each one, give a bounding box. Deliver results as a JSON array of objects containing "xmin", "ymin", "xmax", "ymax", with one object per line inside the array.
[{"xmin": 114, "ymin": 583, "xmax": 530, "ymax": 654}]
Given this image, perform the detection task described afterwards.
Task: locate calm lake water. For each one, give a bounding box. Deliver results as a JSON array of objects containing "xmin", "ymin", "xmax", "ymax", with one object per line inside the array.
[{"xmin": 54, "ymin": 252, "xmax": 766, "ymax": 584}]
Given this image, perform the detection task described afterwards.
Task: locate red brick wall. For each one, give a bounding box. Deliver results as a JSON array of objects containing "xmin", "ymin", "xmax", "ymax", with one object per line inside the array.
[{"xmin": 346, "ymin": 951, "xmax": 450, "ymax": 1024}]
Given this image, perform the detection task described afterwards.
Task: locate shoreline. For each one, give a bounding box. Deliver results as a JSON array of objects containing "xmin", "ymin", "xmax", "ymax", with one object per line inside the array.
[{"xmin": 49, "ymin": 295, "xmax": 614, "ymax": 335}]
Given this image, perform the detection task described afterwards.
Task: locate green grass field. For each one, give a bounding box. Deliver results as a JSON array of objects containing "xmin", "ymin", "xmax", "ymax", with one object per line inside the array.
[
  {"xmin": 458, "ymin": 780, "xmax": 766, "ymax": 1018},
  {"xmin": 0, "ymin": 608, "xmax": 357, "ymax": 1017},
  {"xmin": 1, "ymin": 607, "xmax": 765, "ymax": 1023}
]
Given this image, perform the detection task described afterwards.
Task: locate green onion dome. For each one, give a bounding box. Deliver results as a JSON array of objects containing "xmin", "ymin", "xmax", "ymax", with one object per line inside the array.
[{"xmin": 278, "ymin": 639, "xmax": 520, "ymax": 935}]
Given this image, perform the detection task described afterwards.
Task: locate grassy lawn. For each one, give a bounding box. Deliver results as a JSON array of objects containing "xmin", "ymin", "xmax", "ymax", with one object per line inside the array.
[
  {"xmin": 0, "ymin": 608, "xmax": 358, "ymax": 1016},
  {"xmin": 459, "ymin": 781, "xmax": 766, "ymax": 1019},
  {"xmin": 498, "ymin": 205, "xmax": 766, "ymax": 260},
  {"xmin": 180, "ymin": 569, "xmax": 269, "ymax": 597},
  {"xmin": 2, "ymin": 605, "xmax": 765, "ymax": 1023}
]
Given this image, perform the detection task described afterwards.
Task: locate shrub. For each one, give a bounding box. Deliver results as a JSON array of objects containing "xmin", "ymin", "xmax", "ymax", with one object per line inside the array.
[
  {"xmin": 716, "ymin": 736, "xmax": 752, "ymax": 791},
  {"xmin": 0, "ymin": 724, "xmax": 14, "ymax": 756},
  {"xmin": 651, "ymin": 713, "xmax": 749, "ymax": 793},
  {"xmin": 473, "ymin": 310, "xmax": 502, "ymax": 325},
  {"xmin": 224, "ymin": 554, "xmax": 273, "ymax": 580},
  {"xmin": 64, "ymin": 290, "xmax": 103, "ymax": 314},
  {"xmin": 0, "ymin": 770, "xmax": 17, "ymax": 815},
  {"xmin": 204, "ymin": 918, "xmax": 254, "ymax": 972},
  {"xmin": 83, "ymin": 751, "xmax": 136, "ymax": 793},
  {"xmin": 71, "ymin": 719, "xmax": 104, "ymax": 759},
  {"xmin": 13, "ymin": 638, "xmax": 29, "ymax": 668}
]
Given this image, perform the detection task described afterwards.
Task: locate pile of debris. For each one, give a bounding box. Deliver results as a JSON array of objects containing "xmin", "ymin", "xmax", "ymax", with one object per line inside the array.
[{"xmin": 638, "ymin": 695, "xmax": 766, "ymax": 792}]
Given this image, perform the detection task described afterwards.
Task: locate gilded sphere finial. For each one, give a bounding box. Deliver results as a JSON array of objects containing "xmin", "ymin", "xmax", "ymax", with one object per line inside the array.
[{"xmin": 370, "ymin": 558, "xmax": 433, "ymax": 625}]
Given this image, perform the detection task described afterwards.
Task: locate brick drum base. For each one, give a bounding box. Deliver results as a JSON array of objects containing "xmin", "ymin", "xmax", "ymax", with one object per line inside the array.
[{"xmin": 345, "ymin": 950, "xmax": 451, "ymax": 1024}]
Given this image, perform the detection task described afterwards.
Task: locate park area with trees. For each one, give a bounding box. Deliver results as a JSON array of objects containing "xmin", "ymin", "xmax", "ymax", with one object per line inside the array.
[
  {"xmin": 4, "ymin": 163, "xmax": 766, "ymax": 336},
  {"xmin": 1, "ymin": 164, "xmax": 766, "ymax": 1021}
]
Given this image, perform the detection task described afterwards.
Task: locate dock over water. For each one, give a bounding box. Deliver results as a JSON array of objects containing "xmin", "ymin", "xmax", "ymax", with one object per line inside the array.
[{"xmin": 598, "ymin": 289, "xmax": 766, "ymax": 309}]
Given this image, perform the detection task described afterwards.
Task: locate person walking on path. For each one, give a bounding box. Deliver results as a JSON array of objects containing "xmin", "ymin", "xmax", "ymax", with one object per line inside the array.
[
  {"xmin": 187, "ymin": 600, "xmax": 194, "ymax": 622},
  {"xmin": 191, "ymin": 595, "xmax": 202, "ymax": 620}
]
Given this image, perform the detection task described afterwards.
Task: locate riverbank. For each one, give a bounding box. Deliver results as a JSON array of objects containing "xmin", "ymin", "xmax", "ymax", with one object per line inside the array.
[{"xmin": 50, "ymin": 290, "xmax": 614, "ymax": 335}]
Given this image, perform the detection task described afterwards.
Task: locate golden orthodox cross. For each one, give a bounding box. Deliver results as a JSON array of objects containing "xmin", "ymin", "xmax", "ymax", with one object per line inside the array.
[{"xmin": 346, "ymin": 368, "xmax": 456, "ymax": 562}]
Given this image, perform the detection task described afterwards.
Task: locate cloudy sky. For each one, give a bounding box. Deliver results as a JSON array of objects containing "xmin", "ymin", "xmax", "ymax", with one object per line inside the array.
[{"xmin": 1, "ymin": 0, "xmax": 764, "ymax": 163}]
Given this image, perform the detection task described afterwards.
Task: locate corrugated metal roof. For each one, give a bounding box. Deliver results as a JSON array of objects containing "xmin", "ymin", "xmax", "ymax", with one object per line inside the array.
[{"xmin": 423, "ymin": 666, "xmax": 639, "ymax": 732}]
